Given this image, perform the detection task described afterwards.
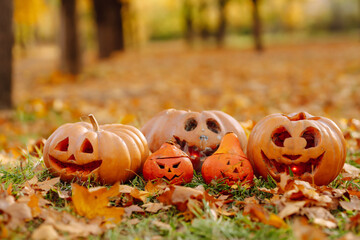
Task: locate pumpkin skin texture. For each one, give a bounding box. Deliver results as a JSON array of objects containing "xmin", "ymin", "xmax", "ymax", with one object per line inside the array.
[
  {"xmin": 201, "ymin": 133, "xmax": 254, "ymax": 186},
  {"xmin": 143, "ymin": 142, "xmax": 193, "ymax": 185},
  {"xmin": 247, "ymin": 112, "xmax": 346, "ymax": 186},
  {"xmin": 43, "ymin": 114, "xmax": 149, "ymax": 184},
  {"xmin": 141, "ymin": 109, "xmax": 247, "ymax": 172}
]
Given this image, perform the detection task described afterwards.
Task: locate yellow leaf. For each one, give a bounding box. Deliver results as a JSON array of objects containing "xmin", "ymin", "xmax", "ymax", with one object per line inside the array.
[
  {"xmin": 71, "ymin": 183, "xmax": 124, "ymax": 223},
  {"xmin": 267, "ymin": 214, "xmax": 288, "ymax": 228}
]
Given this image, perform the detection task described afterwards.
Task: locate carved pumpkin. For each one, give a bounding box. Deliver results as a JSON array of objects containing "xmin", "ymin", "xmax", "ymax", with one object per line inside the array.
[
  {"xmin": 143, "ymin": 142, "xmax": 193, "ymax": 185},
  {"xmin": 247, "ymin": 112, "xmax": 346, "ymax": 186},
  {"xmin": 43, "ymin": 114, "xmax": 149, "ymax": 184},
  {"xmin": 201, "ymin": 132, "xmax": 254, "ymax": 186},
  {"xmin": 141, "ymin": 109, "xmax": 247, "ymax": 171}
]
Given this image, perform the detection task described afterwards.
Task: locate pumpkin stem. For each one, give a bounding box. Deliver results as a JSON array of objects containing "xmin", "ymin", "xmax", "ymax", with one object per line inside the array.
[
  {"xmin": 88, "ymin": 114, "xmax": 100, "ymax": 131},
  {"xmin": 215, "ymin": 132, "xmax": 246, "ymax": 158}
]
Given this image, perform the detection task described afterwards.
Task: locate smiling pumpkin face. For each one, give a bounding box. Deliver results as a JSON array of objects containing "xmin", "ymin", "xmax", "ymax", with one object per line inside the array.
[
  {"xmin": 142, "ymin": 142, "xmax": 193, "ymax": 185},
  {"xmin": 43, "ymin": 115, "xmax": 149, "ymax": 184},
  {"xmin": 247, "ymin": 112, "xmax": 346, "ymax": 186},
  {"xmin": 141, "ymin": 109, "xmax": 247, "ymax": 171}
]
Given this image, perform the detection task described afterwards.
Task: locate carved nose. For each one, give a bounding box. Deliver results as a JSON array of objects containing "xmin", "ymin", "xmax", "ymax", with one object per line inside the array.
[
  {"xmin": 283, "ymin": 137, "xmax": 306, "ymax": 150},
  {"xmin": 199, "ymin": 135, "xmax": 208, "ymax": 140}
]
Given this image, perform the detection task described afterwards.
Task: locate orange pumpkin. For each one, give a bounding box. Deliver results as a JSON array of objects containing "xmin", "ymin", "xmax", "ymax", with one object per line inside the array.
[
  {"xmin": 43, "ymin": 114, "xmax": 149, "ymax": 184},
  {"xmin": 141, "ymin": 109, "xmax": 247, "ymax": 171},
  {"xmin": 247, "ymin": 112, "xmax": 346, "ymax": 186},
  {"xmin": 143, "ymin": 142, "xmax": 193, "ymax": 185},
  {"xmin": 201, "ymin": 133, "xmax": 254, "ymax": 186}
]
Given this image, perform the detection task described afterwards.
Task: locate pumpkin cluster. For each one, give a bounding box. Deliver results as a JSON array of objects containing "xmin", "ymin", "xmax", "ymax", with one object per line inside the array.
[{"xmin": 43, "ymin": 109, "xmax": 346, "ymax": 187}]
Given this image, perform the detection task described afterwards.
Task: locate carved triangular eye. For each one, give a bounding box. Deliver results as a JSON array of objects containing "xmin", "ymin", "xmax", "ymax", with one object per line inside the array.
[
  {"xmin": 172, "ymin": 161, "xmax": 181, "ymax": 168},
  {"xmin": 81, "ymin": 138, "xmax": 93, "ymax": 153},
  {"xmin": 156, "ymin": 161, "xmax": 165, "ymax": 169},
  {"xmin": 55, "ymin": 137, "xmax": 69, "ymax": 151},
  {"xmin": 226, "ymin": 160, "xmax": 231, "ymax": 165}
]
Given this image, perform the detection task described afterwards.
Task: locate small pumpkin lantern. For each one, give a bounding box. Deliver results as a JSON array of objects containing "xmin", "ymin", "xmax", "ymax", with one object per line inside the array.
[
  {"xmin": 143, "ymin": 142, "xmax": 193, "ymax": 185},
  {"xmin": 141, "ymin": 109, "xmax": 247, "ymax": 171},
  {"xmin": 201, "ymin": 132, "xmax": 254, "ymax": 186},
  {"xmin": 43, "ymin": 114, "xmax": 149, "ymax": 184},
  {"xmin": 247, "ymin": 112, "xmax": 346, "ymax": 186}
]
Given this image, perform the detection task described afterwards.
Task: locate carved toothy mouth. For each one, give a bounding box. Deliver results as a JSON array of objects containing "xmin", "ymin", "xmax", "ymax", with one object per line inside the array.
[
  {"xmin": 49, "ymin": 155, "xmax": 102, "ymax": 175},
  {"xmin": 163, "ymin": 173, "xmax": 183, "ymax": 182},
  {"xmin": 220, "ymin": 171, "xmax": 249, "ymax": 183},
  {"xmin": 173, "ymin": 136, "xmax": 219, "ymax": 161},
  {"xmin": 261, "ymin": 151, "xmax": 325, "ymax": 177}
]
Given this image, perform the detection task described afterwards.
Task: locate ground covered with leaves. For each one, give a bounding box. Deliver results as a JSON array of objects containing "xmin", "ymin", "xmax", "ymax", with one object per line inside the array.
[{"xmin": 1, "ymin": 38, "xmax": 360, "ymax": 239}]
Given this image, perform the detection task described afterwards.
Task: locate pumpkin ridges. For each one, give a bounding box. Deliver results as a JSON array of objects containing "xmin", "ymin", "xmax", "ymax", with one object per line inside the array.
[
  {"xmin": 44, "ymin": 116, "xmax": 149, "ymax": 184},
  {"xmin": 97, "ymin": 131, "xmax": 132, "ymax": 183},
  {"xmin": 247, "ymin": 112, "xmax": 346, "ymax": 186}
]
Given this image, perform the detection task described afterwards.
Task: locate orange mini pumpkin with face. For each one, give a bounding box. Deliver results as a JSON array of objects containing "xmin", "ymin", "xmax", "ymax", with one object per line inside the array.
[
  {"xmin": 202, "ymin": 133, "xmax": 254, "ymax": 186},
  {"xmin": 43, "ymin": 115, "xmax": 149, "ymax": 184},
  {"xmin": 143, "ymin": 142, "xmax": 193, "ymax": 185},
  {"xmin": 247, "ymin": 112, "xmax": 346, "ymax": 186},
  {"xmin": 141, "ymin": 109, "xmax": 247, "ymax": 171}
]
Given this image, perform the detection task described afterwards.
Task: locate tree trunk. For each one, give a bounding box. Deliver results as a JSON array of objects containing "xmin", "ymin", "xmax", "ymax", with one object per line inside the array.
[
  {"xmin": 0, "ymin": 0, "xmax": 13, "ymax": 109},
  {"xmin": 60, "ymin": 0, "xmax": 80, "ymax": 75},
  {"xmin": 183, "ymin": 0, "xmax": 194, "ymax": 45},
  {"xmin": 251, "ymin": 0, "xmax": 263, "ymax": 52},
  {"xmin": 216, "ymin": 0, "xmax": 227, "ymax": 47},
  {"xmin": 93, "ymin": 0, "xmax": 124, "ymax": 59}
]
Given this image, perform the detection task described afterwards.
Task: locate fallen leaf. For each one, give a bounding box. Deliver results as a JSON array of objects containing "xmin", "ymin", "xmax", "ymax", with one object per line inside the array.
[
  {"xmin": 124, "ymin": 205, "xmax": 145, "ymax": 216},
  {"xmin": 71, "ymin": 183, "xmax": 124, "ymax": 223},
  {"xmin": 152, "ymin": 220, "xmax": 171, "ymax": 230},
  {"xmin": 31, "ymin": 224, "xmax": 59, "ymax": 240},
  {"xmin": 301, "ymin": 207, "xmax": 337, "ymax": 228},
  {"xmin": 292, "ymin": 217, "xmax": 328, "ymax": 240},
  {"xmin": 142, "ymin": 202, "xmax": 169, "ymax": 213},
  {"xmin": 27, "ymin": 194, "xmax": 41, "ymax": 217},
  {"xmin": 340, "ymin": 196, "xmax": 360, "ymax": 211},
  {"xmin": 278, "ymin": 201, "xmax": 306, "ymax": 219}
]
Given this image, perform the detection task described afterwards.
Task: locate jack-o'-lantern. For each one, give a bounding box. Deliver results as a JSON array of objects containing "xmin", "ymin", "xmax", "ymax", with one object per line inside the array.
[
  {"xmin": 247, "ymin": 112, "xmax": 346, "ymax": 186},
  {"xmin": 143, "ymin": 142, "xmax": 193, "ymax": 185},
  {"xmin": 141, "ymin": 109, "xmax": 247, "ymax": 171},
  {"xmin": 43, "ymin": 114, "xmax": 149, "ymax": 184},
  {"xmin": 201, "ymin": 133, "xmax": 254, "ymax": 186}
]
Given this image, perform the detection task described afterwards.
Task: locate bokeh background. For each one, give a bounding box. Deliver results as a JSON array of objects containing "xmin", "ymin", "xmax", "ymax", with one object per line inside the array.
[{"xmin": 0, "ymin": 0, "xmax": 359, "ymax": 151}]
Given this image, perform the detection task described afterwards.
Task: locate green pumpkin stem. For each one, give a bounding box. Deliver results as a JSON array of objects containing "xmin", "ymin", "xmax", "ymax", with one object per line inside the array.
[{"xmin": 88, "ymin": 114, "xmax": 100, "ymax": 131}]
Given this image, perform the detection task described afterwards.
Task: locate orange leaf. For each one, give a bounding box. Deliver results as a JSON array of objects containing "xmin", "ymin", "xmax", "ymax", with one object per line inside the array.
[
  {"xmin": 28, "ymin": 194, "xmax": 41, "ymax": 217},
  {"xmin": 71, "ymin": 183, "xmax": 124, "ymax": 223}
]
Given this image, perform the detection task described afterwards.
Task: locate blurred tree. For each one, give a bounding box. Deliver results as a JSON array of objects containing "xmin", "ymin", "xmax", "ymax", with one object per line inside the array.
[
  {"xmin": 93, "ymin": 0, "xmax": 124, "ymax": 58},
  {"xmin": 216, "ymin": 0, "xmax": 228, "ymax": 47},
  {"xmin": 60, "ymin": 0, "xmax": 81, "ymax": 74},
  {"xmin": 183, "ymin": 0, "xmax": 195, "ymax": 45},
  {"xmin": 251, "ymin": 0, "xmax": 263, "ymax": 51},
  {"xmin": 199, "ymin": 0, "xmax": 211, "ymax": 40},
  {"xmin": 0, "ymin": 0, "xmax": 13, "ymax": 109}
]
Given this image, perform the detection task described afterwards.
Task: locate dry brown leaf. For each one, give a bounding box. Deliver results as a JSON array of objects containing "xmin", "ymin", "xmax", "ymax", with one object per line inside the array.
[
  {"xmin": 142, "ymin": 202, "xmax": 169, "ymax": 213},
  {"xmin": 278, "ymin": 201, "xmax": 306, "ymax": 219},
  {"xmin": 71, "ymin": 183, "xmax": 124, "ymax": 223},
  {"xmin": 35, "ymin": 177, "xmax": 60, "ymax": 195},
  {"xmin": 152, "ymin": 220, "xmax": 171, "ymax": 230},
  {"xmin": 292, "ymin": 217, "xmax": 328, "ymax": 240},
  {"xmin": 157, "ymin": 185, "xmax": 203, "ymax": 212},
  {"xmin": 301, "ymin": 207, "xmax": 337, "ymax": 228},
  {"xmin": 243, "ymin": 201, "xmax": 287, "ymax": 228},
  {"xmin": 341, "ymin": 163, "xmax": 360, "ymax": 179},
  {"xmin": 124, "ymin": 205, "xmax": 145, "ymax": 216},
  {"xmin": 340, "ymin": 196, "xmax": 360, "ymax": 211},
  {"xmin": 31, "ymin": 224, "xmax": 59, "ymax": 240}
]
